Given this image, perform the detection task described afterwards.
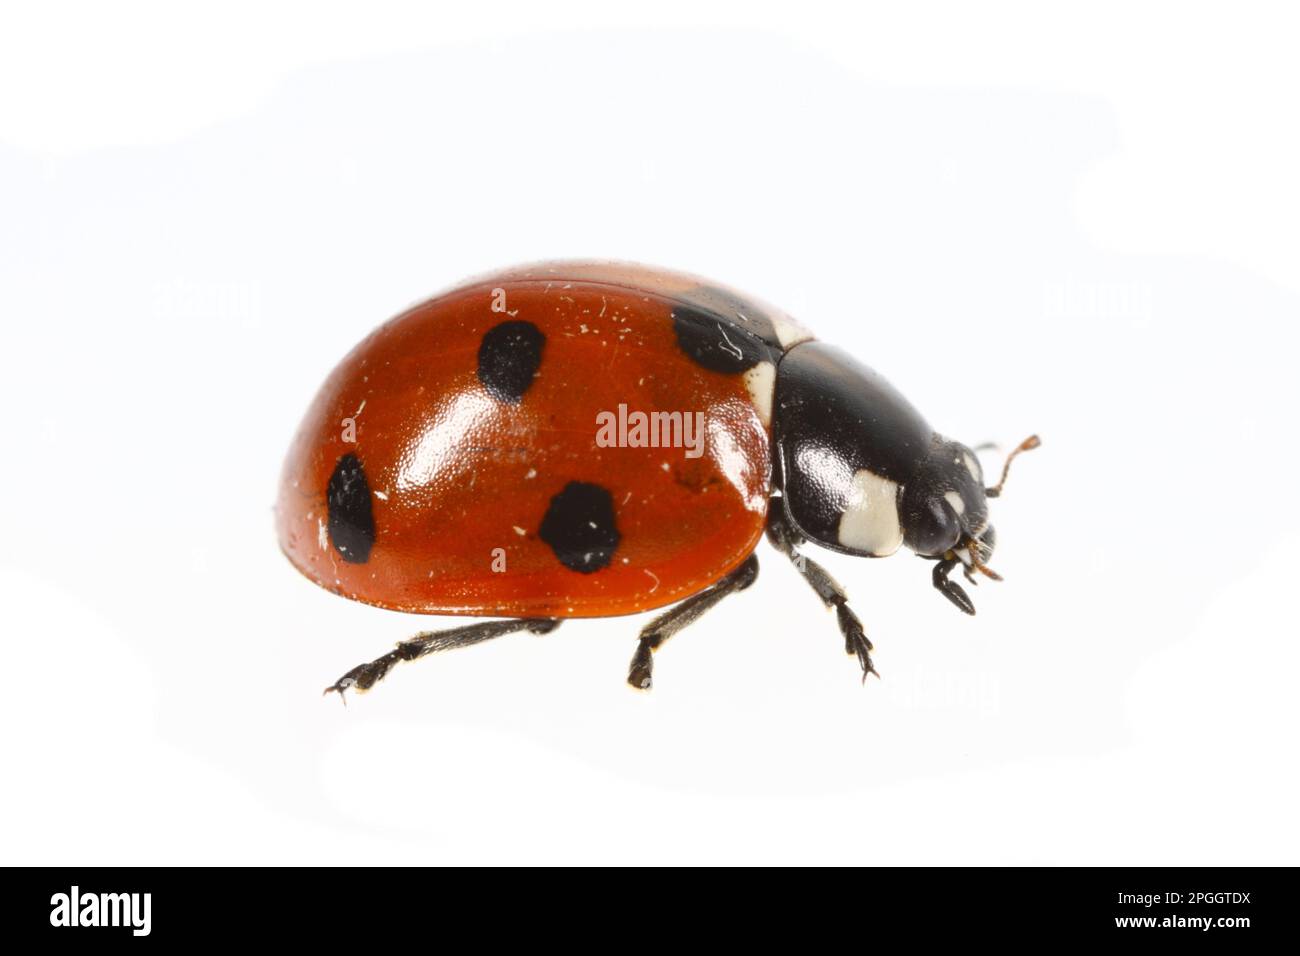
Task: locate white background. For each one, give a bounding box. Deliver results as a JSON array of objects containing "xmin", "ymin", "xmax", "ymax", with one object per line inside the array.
[{"xmin": 3, "ymin": 2, "xmax": 1297, "ymax": 865}]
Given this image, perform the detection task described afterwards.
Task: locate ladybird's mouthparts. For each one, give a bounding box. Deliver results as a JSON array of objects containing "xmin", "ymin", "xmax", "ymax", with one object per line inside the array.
[{"xmin": 955, "ymin": 534, "xmax": 1002, "ymax": 583}]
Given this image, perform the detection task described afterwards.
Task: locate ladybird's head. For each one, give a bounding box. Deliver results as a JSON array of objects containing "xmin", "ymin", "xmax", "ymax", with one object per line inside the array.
[
  {"xmin": 900, "ymin": 437, "xmax": 991, "ymax": 559},
  {"xmin": 900, "ymin": 434, "xmax": 1039, "ymax": 570}
]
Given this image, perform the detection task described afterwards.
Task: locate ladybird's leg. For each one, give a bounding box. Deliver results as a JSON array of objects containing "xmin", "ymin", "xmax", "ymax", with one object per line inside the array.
[
  {"xmin": 325, "ymin": 618, "xmax": 561, "ymax": 698},
  {"xmin": 627, "ymin": 553, "xmax": 759, "ymax": 691},
  {"xmin": 764, "ymin": 503, "xmax": 877, "ymax": 682},
  {"xmin": 931, "ymin": 557, "xmax": 976, "ymax": 615}
]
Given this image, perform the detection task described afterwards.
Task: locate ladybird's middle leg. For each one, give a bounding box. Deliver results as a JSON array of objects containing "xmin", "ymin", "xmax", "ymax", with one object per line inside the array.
[
  {"xmin": 626, "ymin": 553, "xmax": 759, "ymax": 690},
  {"xmin": 765, "ymin": 503, "xmax": 878, "ymax": 682},
  {"xmin": 325, "ymin": 618, "xmax": 561, "ymax": 698}
]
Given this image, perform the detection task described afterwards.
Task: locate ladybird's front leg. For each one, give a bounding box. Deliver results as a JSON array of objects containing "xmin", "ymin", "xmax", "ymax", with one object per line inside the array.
[
  {"xmin": 835, "ymin": 603, "xmax": 876, "ymax": 683},
  {"xmin": 931, "ymin": 557, "xmax": 976, "ymax": 615},
  {"xmin": 765, "ymin": 504, "xmax": 878, "ymax": 683}
]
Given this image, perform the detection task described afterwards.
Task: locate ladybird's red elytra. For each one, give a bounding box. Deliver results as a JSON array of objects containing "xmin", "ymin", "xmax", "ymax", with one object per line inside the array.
[
  {"xmin": 276, "ymin": 261, "xmax": 1036, "ymax": 695},
  {"xmin": 278, "ymin": 262, "xmax": 785, "ymax": 619}
]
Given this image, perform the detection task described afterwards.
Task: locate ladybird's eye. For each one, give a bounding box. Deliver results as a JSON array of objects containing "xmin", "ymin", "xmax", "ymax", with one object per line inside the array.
[{"xmin": 906, "ymin": 496, "xmax": 962, "ymax": 557}]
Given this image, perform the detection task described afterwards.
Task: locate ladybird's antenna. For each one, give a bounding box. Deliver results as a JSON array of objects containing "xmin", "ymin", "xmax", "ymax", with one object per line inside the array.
[{"xmin": 985, "ymin": 434, "xmax": 1040, "ymax": 499}]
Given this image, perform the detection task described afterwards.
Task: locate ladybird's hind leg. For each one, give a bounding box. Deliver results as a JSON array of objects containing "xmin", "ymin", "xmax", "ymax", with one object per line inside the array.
[
  {"xmin": 627, "ymin": 553, "xmax": 759, "ymax": 690},
  {"xmin": 765, "ymin": 503, "xmax": 877, "ymax": 682},
  {"xmin": 325, "ymin": 618, "xmax": 561, "ymax": 699}
]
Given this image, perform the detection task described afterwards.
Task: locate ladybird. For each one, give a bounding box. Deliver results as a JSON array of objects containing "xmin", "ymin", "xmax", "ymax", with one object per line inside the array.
[{"xmin": 276, "ymin": 261, "xmax": 1038, "ymax": 695}]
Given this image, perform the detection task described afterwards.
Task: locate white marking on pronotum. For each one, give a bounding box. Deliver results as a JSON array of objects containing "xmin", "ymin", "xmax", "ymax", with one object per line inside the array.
[
  {"xmin": 513, "ymin": 526, "xmax": 526, "ymax": 536},
  {"xmin": 317, "ymin": 517, "xmax": 329, "ymax": 551},
  {"xmin": 768, "ymin": 311, "xmax": 814, "ymax": 349},
  {"xmin": 838, "ymin": 470, "xmax": 904, "ymax": 556},
  {"xmin": 374, "ymin": 490, "xmax": 388, "ymax": 501},
  {"xmin": 944, "ymin": 490, "xmax": 965, "ymax": 515},
  {"xmin": 743, "ymin": 360, "xmax": 776, "ymax": 427},
  {"xmin": 644, "ymin": 568, "xmax": 660, "ymax": 592}
]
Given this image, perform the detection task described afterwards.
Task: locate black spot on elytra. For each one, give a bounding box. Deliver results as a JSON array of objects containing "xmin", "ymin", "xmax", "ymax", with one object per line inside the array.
[
  {"xmin": 672, "ymin": 303, "xmax": 772, "ymax": 374},
  {"xmin": 477, "ymin": 320, "xmax": 545, "ymax": 403},
  {"xmin": 539, "ymin": 481, "xmax": 620, "ymax": 573},
  {"xmin": 327, "ymin": 452, "xmax": 375, "ymax": 563},
  {"xmin": 682, "ymin": 285, "xmax": 785, "ymax": 349}
]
